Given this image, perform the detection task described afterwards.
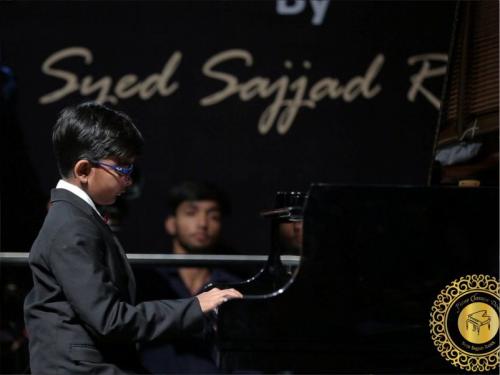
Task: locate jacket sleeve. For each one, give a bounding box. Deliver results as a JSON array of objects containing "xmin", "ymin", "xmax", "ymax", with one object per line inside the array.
[{"xmin": 48, "ymin": 218, "xmax": 205, "ymax": 343}]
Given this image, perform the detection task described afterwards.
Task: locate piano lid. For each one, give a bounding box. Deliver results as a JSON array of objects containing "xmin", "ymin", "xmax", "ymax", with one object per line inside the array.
[
  {"xmin": 215, "ymin": 185, "xmax": 499, "ymax": 374},
  {"xmin": 433, "ymin": 1, "xmax": 498, "ymax": 186}
]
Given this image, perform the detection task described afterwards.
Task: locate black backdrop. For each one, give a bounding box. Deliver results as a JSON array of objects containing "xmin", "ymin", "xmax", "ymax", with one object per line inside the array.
[{"xmin": 1, "ymin": 1, "xmax": 455, "ymax": 254}]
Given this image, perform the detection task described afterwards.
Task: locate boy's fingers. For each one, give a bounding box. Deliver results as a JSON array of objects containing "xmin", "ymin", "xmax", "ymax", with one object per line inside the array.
[
  {"xmin": 209, "ymin": 288, "xmax": 242, "ymax": 296},
  {"xmin": 228, "ymin": 288, "xmax": 243, "ymax": 298},
  {"xmin": 222, "ymin": 288, "xmax": 243, "ymax": 300}
]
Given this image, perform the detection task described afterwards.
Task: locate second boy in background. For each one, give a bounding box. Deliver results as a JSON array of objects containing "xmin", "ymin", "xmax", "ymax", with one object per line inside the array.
[{"xmin": 138, "ymin": 181, "xmax": 241, "ymax": 374}]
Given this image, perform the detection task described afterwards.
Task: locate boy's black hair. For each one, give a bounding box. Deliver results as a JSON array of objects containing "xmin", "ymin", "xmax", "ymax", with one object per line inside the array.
[
  {"xmin": 52, "ymin": 102, "xmax": 144, "ymax": 178},
  {"xmin": 167, "ymin": 181, "xmax": 231, "ymax": 215}
]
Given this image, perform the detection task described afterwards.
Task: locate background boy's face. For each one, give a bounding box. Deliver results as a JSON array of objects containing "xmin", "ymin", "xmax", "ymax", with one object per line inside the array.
[
  {"xmin": 279, "ymin": 221, "xmax": 303, "ymax": 253},
  {"xmin": 166, "ymin": 200, "xmax": 222, "ymax": 253},
  {"xmin": 87, "ymin": 158, "xmax": 133, "ymax": 206}
]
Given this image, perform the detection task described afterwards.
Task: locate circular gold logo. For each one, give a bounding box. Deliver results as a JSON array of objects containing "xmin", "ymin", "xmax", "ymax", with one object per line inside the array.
[{"xmin": 430, "ymin": 274, "xmax": 499, "ymax": 372}]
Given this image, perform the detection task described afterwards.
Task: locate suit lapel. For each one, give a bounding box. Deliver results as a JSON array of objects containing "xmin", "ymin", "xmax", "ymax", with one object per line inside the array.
[
  {"xmin": 89, "ymin": 209, "xmax": 137, "ymax": 304},
  {"xmin": 51, "ymin": 188, "xmax": 137, "ymax": 304},
  {"xmin": 111, "ymin": 236, "xmax": 137, "ymax": 304}
]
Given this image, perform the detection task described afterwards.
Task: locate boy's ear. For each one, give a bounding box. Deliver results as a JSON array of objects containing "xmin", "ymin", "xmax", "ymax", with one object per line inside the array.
[
  {"xmin": 73, "ymin": 160, "xmax": 92, "ymax": 183},
  {"xmin": 165, "ymin": 216, "xmax": 177, "ymax": 236}
]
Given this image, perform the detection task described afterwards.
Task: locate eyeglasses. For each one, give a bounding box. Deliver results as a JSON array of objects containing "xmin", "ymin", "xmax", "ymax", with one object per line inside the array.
[{"xmin": 92, "ymin": 161, "xmax": 134, "ymax": 177}]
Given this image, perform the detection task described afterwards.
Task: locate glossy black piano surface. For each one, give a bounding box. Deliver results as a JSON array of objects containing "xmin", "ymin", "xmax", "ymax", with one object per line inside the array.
[{"xmin": 214, "ymin": 185, "xmax": 499, "ymax": 374}]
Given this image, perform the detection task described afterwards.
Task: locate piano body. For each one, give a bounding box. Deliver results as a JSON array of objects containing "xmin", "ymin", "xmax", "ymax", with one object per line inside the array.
[
  {"xmin": 211, "ymin": 1, "xmax": 499, "ymax": 372},
  {"xmin": 0, "ymin": 1, "xmax": 497, "ymax": 374},
  {"xmin": 214, "ymin": 185, "xmax": 499, "ymax": 373}
]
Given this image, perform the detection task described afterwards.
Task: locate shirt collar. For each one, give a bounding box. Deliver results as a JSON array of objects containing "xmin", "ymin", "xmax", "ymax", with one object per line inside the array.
[{"xmin": 56, "ymin": 179, "xmax": 102, "ymax": 218}]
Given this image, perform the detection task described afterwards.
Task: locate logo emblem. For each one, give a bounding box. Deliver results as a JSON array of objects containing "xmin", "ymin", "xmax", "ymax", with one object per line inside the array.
[{"xmin": 430, "ymin": 274, "xmax": 499, "ymax": 372}]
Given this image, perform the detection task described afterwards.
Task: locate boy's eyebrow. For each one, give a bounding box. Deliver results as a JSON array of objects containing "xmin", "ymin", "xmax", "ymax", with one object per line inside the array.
[
  {"xmin": 117, "ymin": 160, "xmax": 134, "ymax": 166},
  {"xmin": 107, "ymin": 156, "xmax": 135, "ymax": 165},
  {"xmin": 182, "ymin": 202, "xmax": 221, "ymax": 212},
  {"xmin": 181, "ymin": 202, "xmax": 200, "ymax": 211},
  {"xmin": 92, "ymin": 157, "xmax": 133, "ymax": 166}
]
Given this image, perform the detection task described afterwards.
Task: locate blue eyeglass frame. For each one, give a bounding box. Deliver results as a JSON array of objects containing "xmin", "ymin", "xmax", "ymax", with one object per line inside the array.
[{"xmin": 92, "ymin": 161, "xmax": 134, "ymax": 177}]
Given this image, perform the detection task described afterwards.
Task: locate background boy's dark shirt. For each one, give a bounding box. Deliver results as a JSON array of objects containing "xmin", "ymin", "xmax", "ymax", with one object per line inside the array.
[{"xmin": 136, "ymin": 267, "xmax": 240, "ymax": 374}]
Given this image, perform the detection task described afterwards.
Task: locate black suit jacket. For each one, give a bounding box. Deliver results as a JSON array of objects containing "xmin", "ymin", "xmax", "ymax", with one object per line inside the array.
[{"xmin": 24, "ymin": 188, "xmax": 205, "ymax": 375}]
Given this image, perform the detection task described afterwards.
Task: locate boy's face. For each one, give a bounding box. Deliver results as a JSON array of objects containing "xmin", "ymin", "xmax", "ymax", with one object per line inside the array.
[
  {"xmin": 86, "ymin": 158, "xmax": 133, "ymax": 206},
  {"xmin": 166, "ymin": 200, "xmax": 222, "ymax": 253},
  {"xmin": 279, "ymin": 221, "xmax": 303, "ymax": 253}
]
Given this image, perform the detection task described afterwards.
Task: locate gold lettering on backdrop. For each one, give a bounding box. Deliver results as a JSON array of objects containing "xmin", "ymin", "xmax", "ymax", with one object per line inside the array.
[
  {"xmin": 200, "ymin": 49, "xmax": 384, "ymax": 135},
  {"xmin": 39, "ymin": 47, "xmax": 181, "ymax": 105},
  {"xmin": 407, "ymin": 53, "xmax": 447, "ymax": 109},
  {"xmin": 38, "ymin": 47, "xmax": 445, "ymax": 135},
  {"xmin": 114, "ymin": 75, "xmax": 140, "ymax": 98},
  {"xmin": 39, "ymin": 47, "xmax": 88, "ymax": 104}
]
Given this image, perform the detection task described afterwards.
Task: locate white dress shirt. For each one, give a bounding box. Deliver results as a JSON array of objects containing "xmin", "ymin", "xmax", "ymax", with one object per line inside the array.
[{"xmin": 56, "ymin": 179, "xmax": 102, "ymax": 218}]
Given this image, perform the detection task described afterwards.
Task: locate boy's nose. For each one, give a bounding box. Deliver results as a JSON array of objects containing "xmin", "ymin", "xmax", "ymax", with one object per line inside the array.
[
  {"xmin": 123, "ymin": 176, "xmax": 133, "ymax": 187},
  {"xmin": 197, "ymin": 215, "xmax": 209, "ymax": 228}
]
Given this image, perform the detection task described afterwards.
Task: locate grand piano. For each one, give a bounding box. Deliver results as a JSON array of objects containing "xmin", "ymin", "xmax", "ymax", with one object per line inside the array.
[
  {"xmin": 209, "ymin": 1, "xmax": 499, "ymax": 371},
  {"xmin": 212, "ymin": 185, "xmax": 499, "ymax": 373}
]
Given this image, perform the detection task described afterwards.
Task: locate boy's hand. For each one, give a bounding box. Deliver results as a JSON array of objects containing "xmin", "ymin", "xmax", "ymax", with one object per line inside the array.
[{"xmin": 196, "ymin": 288, "xmax": 243, "ymax": 313}]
